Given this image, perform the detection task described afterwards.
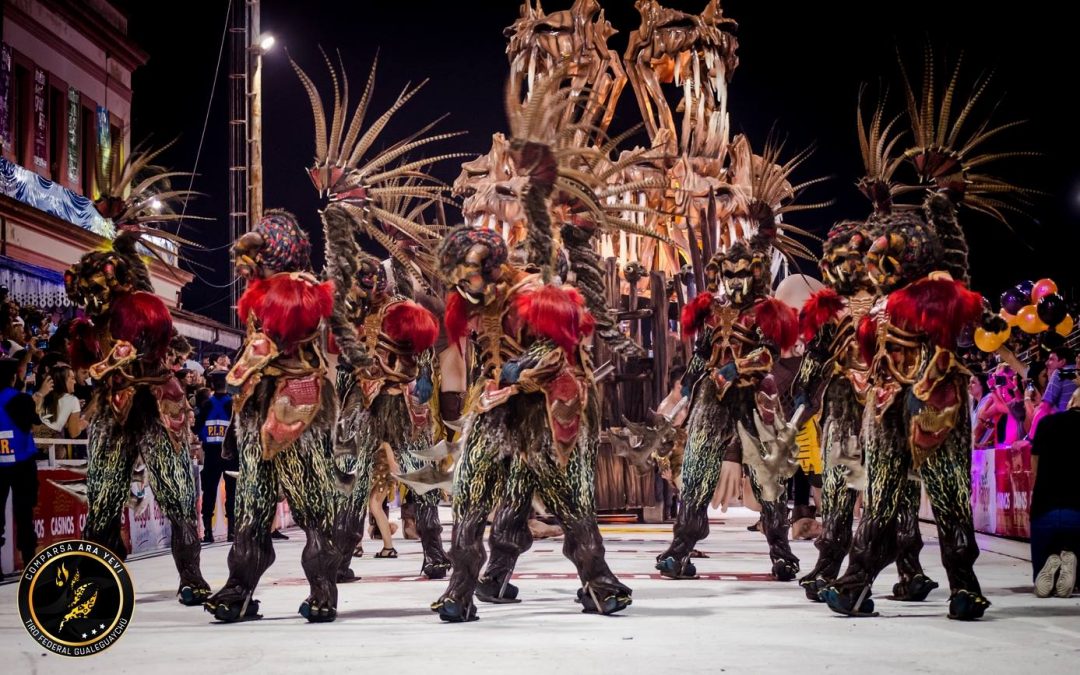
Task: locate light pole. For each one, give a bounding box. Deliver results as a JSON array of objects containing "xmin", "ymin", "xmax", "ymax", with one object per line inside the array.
[
  {"xmin": 227, "ymin": 0, "xmax": 273, "ymax": 327},
  {"xmin": 249, "ymin": 4, "xmax": 273, "ymax": 223}
]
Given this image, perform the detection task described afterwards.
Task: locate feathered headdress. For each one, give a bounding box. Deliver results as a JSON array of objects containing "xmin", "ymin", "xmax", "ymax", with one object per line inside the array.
[
  {"xmin": 855, "ymin": 84, "xmax": 916, "ymax": 215},
  {"xmin": 91, "ymin": 136, "xmax": 202, "ymax": 270},
  {"xmin": 504, "ymin": 66, "xmax": 673, "ymax": 277},
  {"xmin": 726, "ymin": 132, "xmax": 828, "ymax": 268},
  {"xmin": 897, "ymin": 45, "xmax": 1041, "ymax": 282},
  {"xmin": 291, "ymin": 50, "xmax": 465, "ymax": 287}
]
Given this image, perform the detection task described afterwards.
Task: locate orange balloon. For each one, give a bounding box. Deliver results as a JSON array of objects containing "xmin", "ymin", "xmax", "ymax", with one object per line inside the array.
[
  {"xmin": 1031, "ymin": 278, "xmax": 1058, "ymax": 303},
  {"xmin": 1056, "ymin": 314, "xmax": 1075, "ymax": 337},
  {"xmin": 1017, "ymin": 304, "xmax": 1049, "ymax": 334},
  {"xmin": 1000, "ymin": 310, "xmax": 1019, "ymax": 327},
  {"xmin": 974, "ymin": 326, "xmax": 1010, "ymax": 352}
]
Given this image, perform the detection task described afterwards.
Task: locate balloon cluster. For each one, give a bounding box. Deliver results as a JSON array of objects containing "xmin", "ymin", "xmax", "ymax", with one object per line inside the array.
[{"xmin": 975, "ymin": 278, "xmax": 1074, "ymax": 352}]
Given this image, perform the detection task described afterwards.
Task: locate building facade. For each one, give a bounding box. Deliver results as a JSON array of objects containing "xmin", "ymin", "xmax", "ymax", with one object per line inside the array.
[{"xmin": 0, "ymin": 0, "xmax": 239, "ymax": 349}]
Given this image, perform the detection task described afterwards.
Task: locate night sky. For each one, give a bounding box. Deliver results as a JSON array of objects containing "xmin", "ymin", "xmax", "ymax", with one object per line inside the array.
[{"xmin": 122, "ymin": 1, "xmax": 1077, "ymax": 325}]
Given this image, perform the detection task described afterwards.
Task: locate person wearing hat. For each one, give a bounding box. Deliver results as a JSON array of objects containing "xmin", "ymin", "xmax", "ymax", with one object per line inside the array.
[
  {"xmin": 0, "ymin": 356, "xmax": 40, "ymax": 565},
  {"xmin": 196, "ymin": 371, "xmax": 236, "ymax": 543}
]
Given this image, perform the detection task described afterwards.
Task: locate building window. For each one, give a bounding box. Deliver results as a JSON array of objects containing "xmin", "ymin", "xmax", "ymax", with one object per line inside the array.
[
  {"xmin": 49, "ymin": 85, "xmax": 63, "ymax": 180},
  {"xmin": 13, "ymin": 64, "xmax": 29, "ymax": 165},
  {"xmin": 81, "ymin": 104, "xmax": 96, "ymax": 197}
]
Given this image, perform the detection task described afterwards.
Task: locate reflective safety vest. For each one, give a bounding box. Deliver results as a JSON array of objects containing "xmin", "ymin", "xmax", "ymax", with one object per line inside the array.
[
  {"xmin": 0, "ymin": 387, "xmax": 36, "ymax": 464},
  {"xmin": 199, "ymin": 394, "xmax": 231, "ymax": 445}
]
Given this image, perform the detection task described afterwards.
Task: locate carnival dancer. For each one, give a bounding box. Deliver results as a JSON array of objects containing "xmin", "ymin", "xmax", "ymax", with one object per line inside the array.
[
  {"xmin": 795, "ymin": 90, "xmax": 938, "ymax": 602},
  {"xmin": 822, "ymin": 50, "xmax": 1037, "ymax": 620},
  {"xmin": 285, "ymin": 52, "xmax": 465, "ymax": 583},
  {"xmin": 431, "ymin": 72, "xmax": 648, "ymax": 622},
  {"xmin": 65, "ymin": 140, "xmax": 210, "ymax": 605},
  {"xmin": 324, "ymin": 243, "xmax": 449, "ymax": 580},
  {"xmin": 203, "ymin": 210, "xmax": 345, "ymax": 623},
  {"xmin": 655, "ymin": 137, "xmax": 819, "ymax": 582}
]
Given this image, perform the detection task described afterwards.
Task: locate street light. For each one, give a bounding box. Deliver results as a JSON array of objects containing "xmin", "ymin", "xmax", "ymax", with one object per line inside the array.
[{"xmin": 258, "ymin": 33, "xmax": 276, "ymax": 53}]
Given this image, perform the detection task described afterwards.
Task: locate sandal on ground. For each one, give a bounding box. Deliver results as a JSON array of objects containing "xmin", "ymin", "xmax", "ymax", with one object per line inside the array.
[
  {"xmin": 374, "ymin": 547, "xmax": 398, "ymax": 559},
  {"xmin": 353, "ymin": 543, "xmax": 364, "ymax": 558}
]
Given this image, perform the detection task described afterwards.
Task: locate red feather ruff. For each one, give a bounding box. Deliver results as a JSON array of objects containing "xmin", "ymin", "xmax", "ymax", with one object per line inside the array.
[
  {"xmin": 384, "ymin": 301, "xmax": 439, "ymax": 353},
  {"xmin": 753, "ymin": 297, "xmax": 799, "ymax": 352},
  {"xmin": 68, "ymin": 317, "xmax": 101, "ymax": 369},
  {"xmin": 856, "ymin": 314, "xmax": 878, "ymax": 366},
  {"xmin": 444, "ymin": 291, "xmax": 470, "ymax": 348},
  {"xmin": 515, "ymin": 285, "xmax": 594, "ymax": 357},
  {"xmin": 109, "ymin": 292, "xmax": 173, "ymax": 362},
  {"xmin": 681, "ymin": 292, "xmax": 715, "ymax": 336},
  {"xmin": 887, "ymin": 277, "xmax": 983, "ymax": 349},
  {"xmin": 799, "ymin": 288, "xmax": 845, "ymax": 341},
  {"xmin": 237, "ymin": 274, "xmax": 333, "ymax": 349}
]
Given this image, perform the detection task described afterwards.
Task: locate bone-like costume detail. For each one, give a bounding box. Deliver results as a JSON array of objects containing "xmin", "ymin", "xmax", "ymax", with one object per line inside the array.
[
  {"xmin": 824, "ymin": 50, "xmax": 1036, "ymax": 620},
  {"xmin": 431, "ymin": 71, "xmax": 647, "ymax": 622},
  {"xmin": 291, "ymin": 53, "xmax": 462, "ymax": 585},
  {"xmin": 65, "ymin": 140, "xmax": 210, "ymax": 607},
  {"xmin": 203, "ymin": 211, "xmax": 346, "ymax": 624},
  {"xmin": 655, "ymin": 136, "xmax": 824, "ymax": 583}
]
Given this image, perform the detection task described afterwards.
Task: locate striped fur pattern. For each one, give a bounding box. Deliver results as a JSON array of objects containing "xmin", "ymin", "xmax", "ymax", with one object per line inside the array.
[{"xmin": 82, "ymin": 386, "xmax": 207, "ymax": 594}]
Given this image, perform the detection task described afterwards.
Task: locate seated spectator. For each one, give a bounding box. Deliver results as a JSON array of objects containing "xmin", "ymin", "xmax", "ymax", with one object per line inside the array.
[
  {"xmin": 34, "ymin": 364, "xmax": 90, "ymax": 459},
  {"xmin": 1030, "ymin": 395, "xmax": 1080, "ymax": 597}
]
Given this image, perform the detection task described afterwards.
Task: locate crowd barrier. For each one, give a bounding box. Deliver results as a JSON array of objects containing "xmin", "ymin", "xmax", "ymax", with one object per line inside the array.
[
  {"xmin": 2, "ymin": 438, "xmax": 293, "ymax": 575},
  {"xmin": 918, "ymin": 442, "xmax": 1032, "ymax": 540}
]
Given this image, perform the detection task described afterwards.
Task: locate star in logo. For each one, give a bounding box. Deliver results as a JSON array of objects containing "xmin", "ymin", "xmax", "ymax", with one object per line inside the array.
[
  {"xmin": 99, "ymin": 623, "xmax": 105, "ymax": 629},
  {"xmin": 91, "ymin": 629, "xmax": 97, "ymax": 635},
  {"xmin": 82, "ymin": 633, "xmax": 87, "ymax": 639}
]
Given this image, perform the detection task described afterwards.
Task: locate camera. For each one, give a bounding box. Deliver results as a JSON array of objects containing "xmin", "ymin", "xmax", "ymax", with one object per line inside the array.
[
  {"xmin": 994, "ymin": 375, "xmax": 1008, "ymax": 387},
  {"xmin": 1060, "ymin": 366, "xmax": 1077, "ymax": 381}
]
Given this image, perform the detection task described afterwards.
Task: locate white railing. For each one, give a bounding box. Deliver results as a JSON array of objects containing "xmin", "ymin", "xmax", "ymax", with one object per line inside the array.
[{"xmin": 33, "ymin": 438, "xmax": 89, "ymax": 468}]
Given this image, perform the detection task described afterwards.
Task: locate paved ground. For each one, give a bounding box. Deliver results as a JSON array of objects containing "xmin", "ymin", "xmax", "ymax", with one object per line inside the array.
[{"xmin": 1, "ymin": 506, "xmax": 1076, "ymax": 674}]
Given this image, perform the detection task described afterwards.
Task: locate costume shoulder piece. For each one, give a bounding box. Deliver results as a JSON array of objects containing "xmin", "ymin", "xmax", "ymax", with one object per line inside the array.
[
  {"xmin": 799, "ymin": 288, "xmax": 845, "ymax": 342},
  {"xmin": 886, "ymin": 273, "xmax": 982, "ymax": 350}
]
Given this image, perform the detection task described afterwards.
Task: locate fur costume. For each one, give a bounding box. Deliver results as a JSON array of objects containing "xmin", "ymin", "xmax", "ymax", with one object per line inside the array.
[
  {"xmin": 823, "ymin": 51, "xmax": 1035, "ymax": 621},
  {"xmin": 203, "ymin": 210, "xmax": 347, "ymax": 623},
  {"xmin": 64, "ymin": 141, "xmax": 210, "ymax": 606},
  {"xmin": 655, "ymin": 137, "xmax": 819, "ymax": 583}
]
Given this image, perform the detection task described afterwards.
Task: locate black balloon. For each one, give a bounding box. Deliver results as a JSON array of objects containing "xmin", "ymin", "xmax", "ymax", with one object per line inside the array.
[
  {"xmin": 1037, "ymin": 293, "xmax": 1067, "ymax": 327},
  {"xmin": 983, "ymin": 314, "xmax": 1009, "ymax": 333},
  {"xmin": 1000, "ymin": 287, "xmax": 1028, "ymax": 316},
  {"xmin": 1016, "ymin": 280, "xmax": 1036, "ymax": 298}
]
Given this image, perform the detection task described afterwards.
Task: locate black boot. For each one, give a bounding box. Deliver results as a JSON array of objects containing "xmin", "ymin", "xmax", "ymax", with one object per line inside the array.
[
  {"xmin": 822, "ymin": 585, "xmax": 878, "ymax": 617},
  {"xmin": 226, "ymin": 521, "xmax": 235, "ymax": 543},
  {"xmin": 655, "ymin": 555, "xmax": 698, "ymax": 579},
  {"xmin": 948, "ymin": 590, "xmax": 990, "ymax": 621},
  {"xmin": 476, "ymin": 573, "xmax": 521, "ymax": 603},
  {"xmin": 202, "ymin": 516, "xmax": 214, "ymax": 544},
  {"xmin": 892, "ymin": 573, "xmax": 939, "ymax": 601}
]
